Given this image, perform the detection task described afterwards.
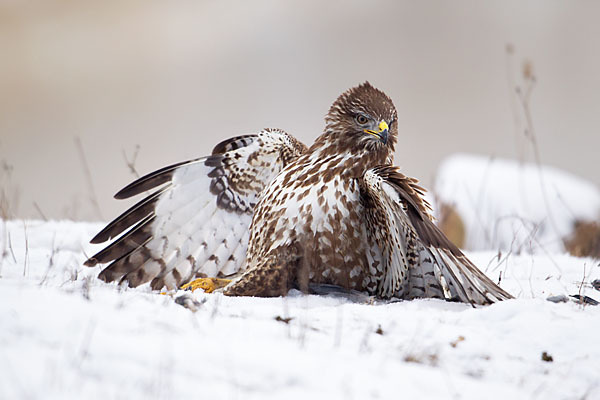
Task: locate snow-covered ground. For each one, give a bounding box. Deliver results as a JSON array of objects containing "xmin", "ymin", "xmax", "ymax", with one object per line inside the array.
[
  {"xmin": 1, "ymin": 219, "xmax": 599, "ymax": 399},
  {"xmin": 434, "ymin": 154, "xmax": 600, "ymax": 254}
]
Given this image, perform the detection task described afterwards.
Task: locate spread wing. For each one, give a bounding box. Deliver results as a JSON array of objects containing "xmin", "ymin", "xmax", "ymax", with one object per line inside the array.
[
  {"xmin": 361, "ymin": 166, "xmax": 513, "ymax": 305},
  {"xmin": 85, "ymin": 128, "xmax": 307, "ymax": 290}
]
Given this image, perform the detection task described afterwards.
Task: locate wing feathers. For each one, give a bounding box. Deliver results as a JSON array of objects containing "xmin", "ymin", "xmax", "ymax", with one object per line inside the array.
[
  {"xmin": 363, "ymin": 166, "xmax": 512, "ymax": 305},
  {"xmin": 87, "ymin": 129, "xmax": 307, "ymax": 291},
  {"xmin": 85, "ymin": 214, "xmax": 155, "ymax": 266},
  {"xmin": 90, "ymin": 187, "xmax": 168, "ymax": 244},
  {"xmin": 97, "ymin": 236, "xmax": 153, "ymax": 283},
  {"xmin": 211, "ymin": 135, "xmax": 257, "ymax": 155},
  {"xmin": 114, "ymin": 159, "xmax": 200, "ymax": 199}
]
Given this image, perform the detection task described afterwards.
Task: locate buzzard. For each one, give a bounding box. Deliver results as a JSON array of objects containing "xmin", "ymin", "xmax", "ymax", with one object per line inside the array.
[{"xmin": 85, "ymin": 82, "xmax": 512, "ymax": 305}]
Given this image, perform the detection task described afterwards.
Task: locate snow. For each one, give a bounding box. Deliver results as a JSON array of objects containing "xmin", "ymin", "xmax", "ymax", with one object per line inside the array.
[
  {"xmin": 434, "ymin": 154, "xmax": 600, "ymax": 253},
  {"xmin": 1, "ymin": 219, "xmax": 599, "ymax": 399}
]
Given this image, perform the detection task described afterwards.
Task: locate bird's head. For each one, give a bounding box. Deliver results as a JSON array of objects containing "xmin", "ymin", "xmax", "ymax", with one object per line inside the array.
[{"xmin": 320, "ymin": 82, "xmax": 398, "ymax": 160}]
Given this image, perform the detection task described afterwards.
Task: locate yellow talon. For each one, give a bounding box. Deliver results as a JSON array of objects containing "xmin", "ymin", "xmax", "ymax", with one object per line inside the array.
[{"xmin": 180, "ymin": 278, "xmax": 232, "ymax": 293}]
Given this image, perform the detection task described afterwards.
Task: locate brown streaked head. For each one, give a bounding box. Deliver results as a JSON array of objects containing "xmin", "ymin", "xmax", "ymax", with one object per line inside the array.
[{"xmin": 324, "ymin": 82, "xmax": 398, "ymax": 153}]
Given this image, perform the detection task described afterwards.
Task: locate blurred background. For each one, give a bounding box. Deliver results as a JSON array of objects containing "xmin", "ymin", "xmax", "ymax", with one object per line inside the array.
[{"xmin": 1, "ymin": 0, "xmax": 599, "ymax": 222}]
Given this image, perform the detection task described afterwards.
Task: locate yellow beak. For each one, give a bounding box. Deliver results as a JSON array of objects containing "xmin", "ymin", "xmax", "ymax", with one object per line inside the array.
[{"xmin": 364, "ymin": 121, "xmax": 389, "ymax": 144}]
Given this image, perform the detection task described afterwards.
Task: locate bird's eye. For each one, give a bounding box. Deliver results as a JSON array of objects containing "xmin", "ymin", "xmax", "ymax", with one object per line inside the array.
[{"xmin": 355, "ymin": 115, "xmax": 369, "ymax": 125}]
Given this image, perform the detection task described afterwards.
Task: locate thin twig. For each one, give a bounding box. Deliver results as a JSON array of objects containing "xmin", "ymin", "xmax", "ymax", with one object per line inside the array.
[
  {"xmin": 297, "ymin": 295, "xmax": 309, "ymax": 349},
  {"xmin": 75, "ymin": 319, "xmax": 96, "ymax": 369},
  {"xmin": 575, "ymin": 263, "xmax": 595, "ymax": 310},
  {"xmin": 0, "ymin": 160, "xmax": 16, "ymax": 220},
  {"xmin": 7, "ymin": 231, "xmax": 17, "ymax": 263},
  {"xmin": 40, "ymin": 233, "xmax": 57, "ymax": 286},
  {"xmin": 280, "ymin": 296, "xmax": 292, "ymax": 339},
  {"xmin": 505, "ymin": 44, "xmax": 525, "ymax": 161},
  {"xmin": 515, "ymin": 64, "xmax": 561, "ymax": 242},
  {"xmin": 74, "ymin": 137, "xmax": 103, "ymax": 220},
  {"xmin": 33, "ymin": 202, "xmax": 48, "ymax": 221},
  {"xmin": 470, "ymin": 156, "xmax": 495, "ymax": 248},
  {"xmin": 122, "ymin": 145, "xmax": 141, "ymax": 178},
  {"xmin": 531, "ymin": 234, "xmax": 564, "ymax": 280},
  {"xmin": 490, "ymin": 214, "xmax": 540, "ymax": 255},
  {"xmin": 23, "ymin": 221, "xmax": 29, "ymax": 277},
  {"xmin": 578, "ymin": 263, "xmax": 586, "ymax": 299}
]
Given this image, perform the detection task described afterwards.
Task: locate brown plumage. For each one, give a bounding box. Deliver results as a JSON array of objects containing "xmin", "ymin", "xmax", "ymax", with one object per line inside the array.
[{"xmin": 86, "ymin": 82, "xmax": 512, "ymax": 305}]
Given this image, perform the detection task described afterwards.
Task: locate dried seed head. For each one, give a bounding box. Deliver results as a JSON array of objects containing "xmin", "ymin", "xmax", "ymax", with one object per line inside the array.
[
  {"xmin": 523, "ymin": 60, "xmax": 534, "ymax": 80},
  {"xmin": 505, "ymin": 43, "xmax": 515, "ymax": 55}
]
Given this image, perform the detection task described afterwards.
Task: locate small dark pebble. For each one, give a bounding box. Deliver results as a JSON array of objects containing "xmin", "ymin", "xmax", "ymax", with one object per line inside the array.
[
  {"xmin": 591, "ymin": 279, "xmax": 600, "ymax": 291},
  {"xmin": 174, "ymin": 294, "xmax": 206, "ymax": 312},
  {"xmin": 275, "ymin": 316, "xmax": 293, "ymax": 324},
  {"xmin": 541, "ymin": 351, "xmax": 553, "ymax": 362},
  {"xmin": 546, "ymin": 294, "xmax": 569, "ymax": 303},
  {"xmin": 570, "ymin": 295, "xmax": 599, "ymax": 306},
  {"xmin": 375, "ymin": 325, "xmax": 384, "ymax": 335}
]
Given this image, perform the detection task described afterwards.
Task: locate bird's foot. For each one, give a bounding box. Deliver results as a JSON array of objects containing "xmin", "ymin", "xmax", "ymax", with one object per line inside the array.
[{"xmin": 180, "ymin": 278, "xmax": 232, "ymax": 293}]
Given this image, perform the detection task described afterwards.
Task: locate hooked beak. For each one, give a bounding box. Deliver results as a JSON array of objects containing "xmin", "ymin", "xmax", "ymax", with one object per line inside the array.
[{"xmin": 364, "ymin": 121, "xmax": 389, "ymax": 145}]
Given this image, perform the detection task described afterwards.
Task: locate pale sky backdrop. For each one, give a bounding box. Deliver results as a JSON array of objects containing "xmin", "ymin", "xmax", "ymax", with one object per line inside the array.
[{"xmin": 1, "ymin": 0, "xmax": 599, "ymax": 221}]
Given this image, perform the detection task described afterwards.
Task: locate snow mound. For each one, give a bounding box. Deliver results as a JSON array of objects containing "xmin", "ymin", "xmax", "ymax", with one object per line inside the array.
[
  {"xmin": 434, "ymin": 153, "xmax": 600, "ymax": 254},
  {"xmin": 1, "ymin": 219, "xmax": 599, "ymax": 399}
]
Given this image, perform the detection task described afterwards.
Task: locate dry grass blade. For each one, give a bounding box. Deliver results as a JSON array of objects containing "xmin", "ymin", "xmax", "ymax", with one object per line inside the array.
[
  {"xmin": 75, "ymin": 136, "xmax": 103, "ymax": 220},
  {"xmin": 122, "ymin": 145, "xmax": 141, "ymax": 178},
  {"xmin": 33, "ymin": 202, "xmax": 48, "ymax": 221}
]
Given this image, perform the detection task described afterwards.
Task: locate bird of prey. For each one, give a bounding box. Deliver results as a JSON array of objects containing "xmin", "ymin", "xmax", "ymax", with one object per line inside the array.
[{"xmin": 85, "ymin": 82, "xmax": 512, "ymax": 305}]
